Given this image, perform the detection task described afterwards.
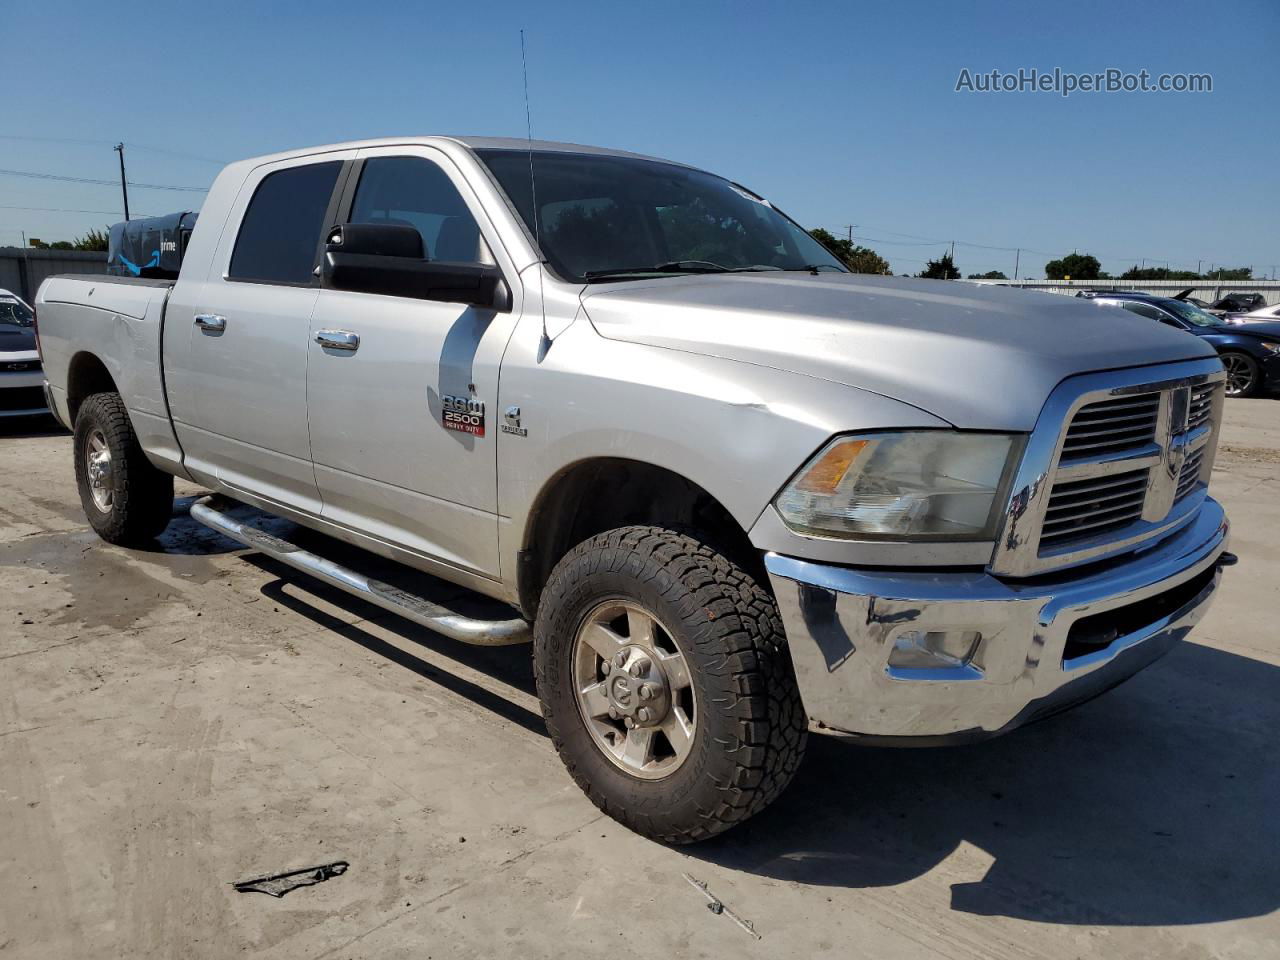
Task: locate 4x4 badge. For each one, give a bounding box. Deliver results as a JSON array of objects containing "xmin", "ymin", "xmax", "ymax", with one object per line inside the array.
[{"xmin": 501, "ymin": 405, "xmax": 528, "ymax": 437}]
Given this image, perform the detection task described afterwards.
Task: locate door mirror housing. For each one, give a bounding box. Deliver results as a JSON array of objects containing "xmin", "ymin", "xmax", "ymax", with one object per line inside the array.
[{"xmin": 321, "ymin": 223, "xmax": 510, "ymax": 310}]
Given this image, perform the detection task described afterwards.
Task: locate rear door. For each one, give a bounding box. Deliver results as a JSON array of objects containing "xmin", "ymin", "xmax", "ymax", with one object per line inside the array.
[
  {"xmin": 168, "ymin": 153, "xmax": 352, "ymax": 513},
  {"xmin": 305, "ymin": 146, "xmax": 522, "ymax": 579}
]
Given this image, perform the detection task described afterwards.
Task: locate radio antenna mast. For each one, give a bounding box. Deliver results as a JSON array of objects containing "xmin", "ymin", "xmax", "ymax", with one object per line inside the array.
[{"xmin": 521, "ymin": 29, "xmax": 551, "ymax": 357}]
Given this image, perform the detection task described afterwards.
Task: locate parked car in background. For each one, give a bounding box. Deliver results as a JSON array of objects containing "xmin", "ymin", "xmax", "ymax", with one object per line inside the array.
[
  {"xmin": 0, "ymin": 289, "xmax": 48, "ymax": 418},
  {"xmin": 1227, "ymin": 302, "xmax": 1280, "ymax": 325},
  {"xmin": 1209, "ymin": 292, "xmax": 1268, "ymax": 315},
  {"xmin": 1083, "ymin": 290, "xmax": 1280, "ymax": 396},
  {"xmin": 1173, "ymin": 289, "xmax": 1269, "ymax": 317}
]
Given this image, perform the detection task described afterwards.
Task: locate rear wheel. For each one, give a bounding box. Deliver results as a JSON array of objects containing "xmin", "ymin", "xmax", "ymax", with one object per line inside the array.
[
  {"xmin": 73, "ymin": 392, "xmax": 174, "ymax": 545},
  {"xmin": 1221, "ymin": 351, "xmax": 1260, "ymax": 397},
  {"xmin": 533, "ymin": 525, "xmax": 807, "ymax": 844}
]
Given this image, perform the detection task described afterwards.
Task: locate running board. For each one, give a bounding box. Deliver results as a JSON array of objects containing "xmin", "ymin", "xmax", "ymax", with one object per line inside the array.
[{"xmin": 189, "ymin": 496, "xmax": 531, "ymax": 646}]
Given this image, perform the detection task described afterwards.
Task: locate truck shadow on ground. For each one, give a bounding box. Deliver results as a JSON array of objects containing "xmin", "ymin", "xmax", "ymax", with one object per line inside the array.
[
  {"xmin": 0, "ymin": 413, "xmax": 65, "ymax": 439},
  {"xmin": 688, "ymin": 640, "xmax": 1279, "ymax": 927},
  {"xmin": 242, "ymin": 553, "xmax": 547, "ymax": 739}
]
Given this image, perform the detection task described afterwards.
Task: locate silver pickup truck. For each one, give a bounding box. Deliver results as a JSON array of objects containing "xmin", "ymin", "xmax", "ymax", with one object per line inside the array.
[{"xmin": 35, "ymin": 137, "xmax": 1234, "ymax": 843}]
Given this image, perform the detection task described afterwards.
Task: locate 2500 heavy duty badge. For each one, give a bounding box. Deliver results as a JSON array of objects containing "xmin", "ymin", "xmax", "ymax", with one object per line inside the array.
[{"xmin": 442, "ymin": 395, "xmax": 485, "ymax": 436}]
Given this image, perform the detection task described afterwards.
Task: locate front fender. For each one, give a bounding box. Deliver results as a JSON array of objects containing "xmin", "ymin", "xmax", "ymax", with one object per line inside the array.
[{"xmin": 495, "ymin": 318, "xmax": 948, "ymax": 582}]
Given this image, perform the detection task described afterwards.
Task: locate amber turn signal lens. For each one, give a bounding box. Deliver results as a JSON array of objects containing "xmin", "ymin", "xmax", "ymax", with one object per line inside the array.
[{"xmin": 794, "ymin": 439, "xmax": 868, "ymax": 494}]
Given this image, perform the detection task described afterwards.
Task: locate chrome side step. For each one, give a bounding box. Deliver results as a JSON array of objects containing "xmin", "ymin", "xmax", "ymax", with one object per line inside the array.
[{"xmin": 189, "ymin": 495, "xmax": 531, "ymax": 646}]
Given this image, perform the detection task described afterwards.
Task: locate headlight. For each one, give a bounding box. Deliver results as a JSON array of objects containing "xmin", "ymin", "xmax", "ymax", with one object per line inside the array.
[
  {"xmin": 1259, "ymin": 342, "xmax": 1280, "ymax": 355},
  {"xmin": 775, "ymin": 431, "xmax": 1020, "ymax": 540}
]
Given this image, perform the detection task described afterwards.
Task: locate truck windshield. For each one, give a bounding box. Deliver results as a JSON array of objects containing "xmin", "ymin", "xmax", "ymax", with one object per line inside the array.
[
  {"xmin": 477, "ymin": 149, "xmax": 846, "ymax": 283},
  {"xmin": 0, "ymin": 298, "xmax": 33, "ymax": 327}
]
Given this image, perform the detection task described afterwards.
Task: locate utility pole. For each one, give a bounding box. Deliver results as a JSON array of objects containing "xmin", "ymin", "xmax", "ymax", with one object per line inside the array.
[
  {"xmin": 845, "ymin": 225, "xmax": 856, "ymax": 244},
  {"xmin": 1013, "ymin": 248, "xmax": 1020, "ymax": 281},
  {"xmin": 114, "ymin": 143, "xmax": 130, "ymax": 222},
  {"xmin": 19, "ymin": 231, "xmax": 32, "ymax": 302},
  {"xmin": 948, "ymin": 240, "xmax": 955, "ymax": 260}
]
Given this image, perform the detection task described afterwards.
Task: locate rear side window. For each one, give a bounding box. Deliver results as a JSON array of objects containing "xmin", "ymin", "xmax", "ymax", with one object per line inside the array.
[
  {"xmin": 348, "ymin": 157, "xmax": 485, "ymax": 263},
  {"xmin": 1120, "ymin": 302, "xmax": 1162, "ymax": 321},
  {"xmin": 229, "ymin": 161, "xmax": 342, "ymax": 284}
]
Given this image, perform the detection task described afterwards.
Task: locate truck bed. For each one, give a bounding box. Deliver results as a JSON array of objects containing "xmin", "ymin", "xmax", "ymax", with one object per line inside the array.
[{"xmin": 37, "ymin": 274, "xmax": 187, "ymax": 478}]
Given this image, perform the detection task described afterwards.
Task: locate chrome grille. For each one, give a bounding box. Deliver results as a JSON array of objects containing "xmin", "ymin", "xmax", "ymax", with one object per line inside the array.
[
  {"xmin": 1060, "ymin": 393, "xmax": 1159, "ymax": 460},
  {"xmin": 1188, "ymin": 383, "xmax": 1215, "ymax": 431},
  {"xmin": 1175, "ymin": 446, "xmax": 1206, "ymax": 503},
  {"xmin": 990, "ymin": 360, "xmax": 1227, "ymax": 577},
  {"xmin": 1040, "ymin": 468, "xmax": 1150, "ymax": 549},
  {"xmin": 1038, "ymin": 379, "xmax": 1222, "ymax": 556}
]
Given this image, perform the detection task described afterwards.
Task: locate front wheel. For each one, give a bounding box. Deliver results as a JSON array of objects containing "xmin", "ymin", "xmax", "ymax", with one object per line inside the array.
[
  {"xmin": 533, "ymin": 526, "xmax": 807, "ymax": 844},
  {"xmin": 1221, "ymin": 351, "xmax": 1260, "ymax": 397},
  {"xmin": 73, "ymin": 392, "xmax": 174, "ymax": 545}
]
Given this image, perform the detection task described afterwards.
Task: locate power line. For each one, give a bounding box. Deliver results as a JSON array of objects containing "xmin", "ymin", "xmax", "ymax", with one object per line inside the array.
[
  {"xmin": 0, "ymin": 204, "xmax": 157, "ymax": 216},
  {"xmin": 0, "ymin": 134, "xmax": 227, "ymax": 166},
  {"xmin": 0, "ymin": 167, "xmax": 208, "ymax": 192}
]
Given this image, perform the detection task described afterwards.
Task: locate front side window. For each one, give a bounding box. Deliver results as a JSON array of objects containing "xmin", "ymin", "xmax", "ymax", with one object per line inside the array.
[
  {"xmin": 477, "ymin": 149, "xmax": 845, "ymax": 283},
  {"xmin": 229, "ymin": 161, "xmax": 342, "ymax": 284},
  {"xmin": 348, "ymin": 156, "xmax": 486, "ymax": 263}
]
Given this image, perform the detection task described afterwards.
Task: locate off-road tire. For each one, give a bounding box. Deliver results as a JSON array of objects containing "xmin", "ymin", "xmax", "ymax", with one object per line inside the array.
[
  {"xmin": 73, "ymin": 392, "xmax": 174, "ymax": 545},
  {"xmin": 534, "ymin": 525, "xmax": 807, "ymax": 844}
]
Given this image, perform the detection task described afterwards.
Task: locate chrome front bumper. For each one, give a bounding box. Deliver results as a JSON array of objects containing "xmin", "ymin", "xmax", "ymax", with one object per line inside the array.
[{"xmin": 765, "ymin": 498, "xmax": 1231, "ymax": 743}]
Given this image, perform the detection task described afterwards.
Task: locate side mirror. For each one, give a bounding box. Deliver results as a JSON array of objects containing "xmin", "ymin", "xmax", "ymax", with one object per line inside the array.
[{"xmin": 321, "ymin": 223, "xmax": 510, "ymax": 310}]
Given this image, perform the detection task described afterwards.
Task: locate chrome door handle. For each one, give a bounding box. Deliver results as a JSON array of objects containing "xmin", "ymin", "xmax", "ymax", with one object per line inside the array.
[
  {"xmin": 194, "ymin": 313, "xmax": 226, "ymax": 333},
  {"xmin": 314, "ymin": 330, "xmax": 360, "ymax": 352}
]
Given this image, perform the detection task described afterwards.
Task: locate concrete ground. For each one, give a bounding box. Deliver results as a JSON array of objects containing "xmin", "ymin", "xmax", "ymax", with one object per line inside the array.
[{"xmin": 2, "ymin": 401, "xmax": 1277, "ymax": 960}]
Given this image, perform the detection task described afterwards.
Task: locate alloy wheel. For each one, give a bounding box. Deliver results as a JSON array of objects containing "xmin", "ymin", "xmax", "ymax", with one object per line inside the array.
[
  {"xmin": 1222, "ymin": 354, "xmax": 1255, "ymax": 397},
  {"xmin": 85, "ymin": 429, "xmax": 114, "ymax": 512},
  {"xmin": 571, "ymin": 600, "xmax": 696, "ymax": 780}
]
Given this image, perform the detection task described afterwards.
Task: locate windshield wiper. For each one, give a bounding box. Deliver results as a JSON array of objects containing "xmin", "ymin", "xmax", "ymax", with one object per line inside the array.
[
  {"xmin": 584, "ymin": 260, "xmax": 731, "ymax": 281},
  {"xmin": 782, "ymin": 264, "xmax": 843, "ymax": 274}
]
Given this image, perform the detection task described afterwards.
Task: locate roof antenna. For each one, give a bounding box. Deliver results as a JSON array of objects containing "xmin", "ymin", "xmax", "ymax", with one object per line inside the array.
[{"xmin": 521, "ymin": 29, "xmax": 551, "ymax": 360}]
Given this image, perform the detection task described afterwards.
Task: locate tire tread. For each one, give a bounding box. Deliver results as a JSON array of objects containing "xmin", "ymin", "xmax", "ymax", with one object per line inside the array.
[{"xmin": 73, "ymin": 391, "xmax": 173, "ymax": 545}]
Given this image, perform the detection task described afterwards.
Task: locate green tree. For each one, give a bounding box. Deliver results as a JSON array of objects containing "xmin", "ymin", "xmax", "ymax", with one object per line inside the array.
[
  {"xmin": 809, "ymin": 228, "xmax": 891, "ymax": 274},
  {"xmin": 919, "ymin": 252, "xmax": 960, "ymax": 279},
  {"xmin": 1044, "ymin": 252, "xmax": 1102, "ymax": 280},
  {"xmin": 968, "ymin": 270, "xmax": 1008, "ymax": 280},
  {"xmin": 74, "ymin": 228, "xmax": 110, "ymax": 252},
  {"xmin": 1204, "ymin": 266, "xmax": 1253, "ymax": 281}
]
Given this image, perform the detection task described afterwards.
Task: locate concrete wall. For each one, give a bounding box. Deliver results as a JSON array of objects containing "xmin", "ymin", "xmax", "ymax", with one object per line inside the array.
[
  {"xmin": 0, "ymin": 248, "xmax": 108, "ymax": 302},
  {"xmin": 964, "ymin": 278, "xmax": 1280, "ymax": 306}
]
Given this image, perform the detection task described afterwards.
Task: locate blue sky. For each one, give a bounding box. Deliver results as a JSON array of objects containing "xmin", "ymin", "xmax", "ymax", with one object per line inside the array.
[{"xmin": 3, "ymin": 0, "xmax": 1276, "ymax": 278}]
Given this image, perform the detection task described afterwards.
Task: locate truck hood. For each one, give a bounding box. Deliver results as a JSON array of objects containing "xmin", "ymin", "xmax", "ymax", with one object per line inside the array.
[{"xmin": 579, "ymin": 273, "xmax": 1217, "ymax": 431}]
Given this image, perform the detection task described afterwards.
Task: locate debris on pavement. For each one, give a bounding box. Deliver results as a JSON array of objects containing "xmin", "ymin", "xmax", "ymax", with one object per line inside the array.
[
  {"xmin": 233, "ymin": 860, "xmax": 349, "ymax": 898},
  {"xmin": 682, "ymin": 872, "xmax": 761, "ymax": 939}
]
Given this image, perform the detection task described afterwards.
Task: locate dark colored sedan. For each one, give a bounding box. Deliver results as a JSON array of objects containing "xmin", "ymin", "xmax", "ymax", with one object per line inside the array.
[
  {"xmin": 1084, "ymin": 291, "xmax": 1280, "ymax": 397},
  {"xmin": 0, "ymin": 292, "xmax": 49, "ymax": 417}
]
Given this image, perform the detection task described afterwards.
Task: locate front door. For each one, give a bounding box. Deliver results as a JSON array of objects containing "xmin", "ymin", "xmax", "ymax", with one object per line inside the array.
[
  {"xmin": 306, "ymin": 147, "xmax": 522, "ymax": 579},
  {"xmin": 167, "ymin": 153, "xmax": 352, "ymax": 514}
]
